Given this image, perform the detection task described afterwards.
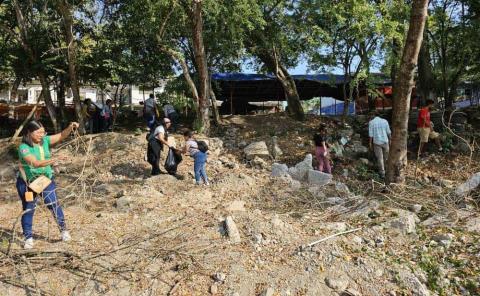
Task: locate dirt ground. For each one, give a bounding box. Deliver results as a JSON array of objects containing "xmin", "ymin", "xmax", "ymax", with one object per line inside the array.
[{"xmin": 0, "ymin": 113, "xmax": 479, "ymax": 296}]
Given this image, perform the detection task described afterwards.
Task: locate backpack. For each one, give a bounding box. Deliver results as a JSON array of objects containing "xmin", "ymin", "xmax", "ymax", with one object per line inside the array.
[{"xmin": 196, "ymin": 140, "xmax": 209, "ymax": 153}]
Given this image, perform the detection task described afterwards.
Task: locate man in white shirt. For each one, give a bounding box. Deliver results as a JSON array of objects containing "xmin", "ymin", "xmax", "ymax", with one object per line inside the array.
[{"xmin": 368, "ymin": 111, "xmax": 391, "ymax": 178}]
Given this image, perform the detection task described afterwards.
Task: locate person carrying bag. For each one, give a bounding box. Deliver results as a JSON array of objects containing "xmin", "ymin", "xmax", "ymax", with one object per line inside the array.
[{"xmin": 16, "ymin": 120, "xmax": 79, "ymax": 249}]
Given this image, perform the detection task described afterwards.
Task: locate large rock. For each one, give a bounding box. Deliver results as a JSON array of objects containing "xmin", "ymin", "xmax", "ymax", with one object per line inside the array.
[
  {"xmin": 271, "ymin": 136, "xmax": 283, "ymax": 160},
  {"xmin": 455, "ymin": 172, "xmax": 480, "ymax": 197},
  {"xmin": 271, "ymin": 163, "xmax": 289, "ymax": 177},
  {"xmin": 307, "ymin": 169, "xmax": 332, "ymax": 186},
  {"xmin": 386, "ymin": 209, "xmax": 419, "ymax": 234},
  {"xmin": 325, "ymin": 276, "xmax": 348, "ymax": 292},
  {"xmin": 244, "ymin": 141, "xmax": 270, "ymax": 160},
  {"xmin": 465, "ymin": 217, "xmax": 480, "ymax": 233},
  {"xmin": 397, "ymin": 269, "xmax": 431, "ymax": 296},
  {"xmin": 288, "ymin": 154, "xmax": 313, "ymax": 181},
  {"xmin": 345, "ymin": 141, "xmax": 368, "ymax": 156},
  {"xmin": 115, "ymin": 196, "xmax": 132, "ymax": 211},
  {"xmin": 330, "ymin": 142, "xmax": 345, "ymax": 157},
  {"xmin": 225, "ymin": 216, "xmax": 241, "ymax": 244}
]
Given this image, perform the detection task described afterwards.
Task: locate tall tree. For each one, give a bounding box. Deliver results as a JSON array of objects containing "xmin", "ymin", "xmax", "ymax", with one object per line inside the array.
[
  {"xmin": 386, "ymin": 0, "xmax": 429, "ymax": 184},
  {"xmin": 0, "ymin": 0, "xmax": 60, "ymax": 131},
  {"xmin": 56, "ymin": 0, "xmax": 86, "ymax": 133},
  {"xmin": 244, "ymin": 0, "xmax": 307, "ymax": 121}
]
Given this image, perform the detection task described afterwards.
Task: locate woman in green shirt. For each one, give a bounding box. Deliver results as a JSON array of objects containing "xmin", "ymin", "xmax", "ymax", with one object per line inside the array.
[{"xmin": 16, "ymin": 120, "xmax": 78, "ymax": 249}]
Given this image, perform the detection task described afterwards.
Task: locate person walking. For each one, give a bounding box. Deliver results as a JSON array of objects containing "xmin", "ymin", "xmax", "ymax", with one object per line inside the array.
[
  {"xmin": 313, "ymin": 127, "xmax": 332, "ymax": 174},
  {"xmin": 368, "ymin": 111, "xmax": 391, "ymax": 178},
  {"xmin": 163, "ymin": 102, "xmax": 179, "ymax": 132},
  {"xmin": 100, "ymin": 99, "xmax": 113, "ymax": 132},
  {"xmin": 143, "ymin": 94, "xmax": 158, "ymax": 132},
  {"xmin": 417, "ymin": 99, "xmax": 442, "ymax": 155},
  {"xmin": 147, "ymin": 118, "xmax": 172, "ymax": 176},
  {"xmin": 193, "ymin": 141, "xmax": 209, "ymax": 185},
  {"xmin": 16, "ymin": 120, "xmax": 79, "ymax": 249}
]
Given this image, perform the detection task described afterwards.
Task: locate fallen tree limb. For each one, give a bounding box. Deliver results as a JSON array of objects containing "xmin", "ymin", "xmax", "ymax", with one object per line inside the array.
[{"xmin": 304, "ymin": 227, "xmax": 362, "ymax": 249}]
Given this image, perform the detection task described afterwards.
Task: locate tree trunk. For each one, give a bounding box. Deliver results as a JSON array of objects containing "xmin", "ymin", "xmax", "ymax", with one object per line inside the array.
[
  {"xmin": 191, "ymin": 0, "xmax": 210, "ymax": 133},
  {"xmin": 10, "ymin": 77, "xmax": 21, "ymax": 102},
  {"xmin": 57, "ymin": 74, "xmax": 67, "ymax": 127},
  {"xmin": 256, "ymin": 52, "xmax": 305, "ymax": 121},
  {"xmin": 38, "ymin": 73, "xmax": 59, "ymax": 132},
  {"xmin": 57, "ymin": 0, "xmax": 85, "ymax": 134},
  {"xmin": 386, "ymin": 0, "xmax": 429, "ymax": 184}
]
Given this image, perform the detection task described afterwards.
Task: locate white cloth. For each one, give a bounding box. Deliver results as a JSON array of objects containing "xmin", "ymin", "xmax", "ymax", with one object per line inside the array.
[
  {"xmin": 186, "ymin": 139, "xmax": 199, "ymax": 156},
  {"xmin": 369, "ymin": 117, "xmax": 391, "ymax": 145},
  {"xmin": 153, "ymin": 125, "xmax": 165, "ymax": 138}
]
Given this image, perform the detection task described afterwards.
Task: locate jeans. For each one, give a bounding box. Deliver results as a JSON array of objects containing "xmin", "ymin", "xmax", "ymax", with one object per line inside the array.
[
  {"xmin": 16, "ymin": 178, "xmax": 66, "ymax": 239},
  {"xmin": 373, "ymin": 143, "xmax": 389, "ymax": 176},
  {"xmin": 193, "ymin": 152, "xmax": 208, "ymax": 184},
  {"xmin": 145, "ymin": 114, "xmax": 156, "ymax": 132}
]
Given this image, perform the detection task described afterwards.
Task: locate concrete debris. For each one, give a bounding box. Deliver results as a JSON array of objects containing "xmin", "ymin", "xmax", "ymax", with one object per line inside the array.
[
  {"xmin": 251, "ymin": 156, "xmax": 269, "ymax": 169},
  {"xmin": 225, "ymin": 216, "xmax": 241, "ymax": 244},
  {"xmin": 115, "ymin": 196, "xmax": 132, "ymax": 211},
  {"xmin": 271, "ymin": 163, "xmax": 289, "ymax": 177},
  {"xmin": 465, "ymin": 217, "xmax": 480, "ymax": 233},
  {"xmin": 271, "ymin": 136, "xmax": 283, "ymax": 160},
  {"xmin": 455, "ymin": 172, "xmax": 480, "ymax": 197},
  {"xmin": 325, "ymin": 276, "xmax": 349, "ymax": 292},
  {"xmin": 307, "ymin": 169, "xmax": 332, "ymax": 186},
  {"xmin": 244, "ymin": 141, "xmax": 271, "ymax": 160},
  {"xmin": 288, "ymin": 154, "xmax": 313, "ymax": 181},
  {"xmin": 397, "ymin": 270, "xmax": 431, "ymax": 296},
  {"xmin": 386, "ymin": 210, "xmax": 419, "ymax": 234}
]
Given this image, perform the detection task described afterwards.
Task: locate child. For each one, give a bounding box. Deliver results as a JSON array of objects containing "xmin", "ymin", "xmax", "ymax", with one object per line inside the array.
[
  {"xmin": 194, "ymin": 141, "xmax": 209, "ymax": 186},
  {"xmin": 313, "ymin": 128, "xmax": 332, "ymax": 174},
  {"xmin": 182, "ymin": 130, "xmax": 209, "ymax": 185}
]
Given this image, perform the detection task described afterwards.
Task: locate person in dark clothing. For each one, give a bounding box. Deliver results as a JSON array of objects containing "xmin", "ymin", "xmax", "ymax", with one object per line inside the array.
[
  {"xmin": 163, "ymin": 103, "xmax": 179, "ymax": 132},
  {"xmin": 143, "ymin": 94, "xmax": 158, "ymax": 132},
  {"xmin": 147, "ymin": 118, "xmax": 172, "ymax": 176}
]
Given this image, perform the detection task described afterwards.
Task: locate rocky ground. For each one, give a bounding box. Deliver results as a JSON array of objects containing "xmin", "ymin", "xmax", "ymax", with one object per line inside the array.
[{"xmin": 0, "ymin": 113, "xmax": 479, "ymax": 296}]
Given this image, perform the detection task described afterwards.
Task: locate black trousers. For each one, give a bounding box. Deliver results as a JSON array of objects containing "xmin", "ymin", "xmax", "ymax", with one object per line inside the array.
[{"xmin": 147, "ymin": 139, "xmax": 163, "ymax": 176}]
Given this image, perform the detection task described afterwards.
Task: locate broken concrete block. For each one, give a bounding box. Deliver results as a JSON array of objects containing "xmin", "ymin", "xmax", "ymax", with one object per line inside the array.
[
  {"xmin": 307, "ymin": 169, "xmax": 332, "ymax": 186},
  {"xmin": 225, "ymin": 216, "xmax": 241, "ymax": 244}
]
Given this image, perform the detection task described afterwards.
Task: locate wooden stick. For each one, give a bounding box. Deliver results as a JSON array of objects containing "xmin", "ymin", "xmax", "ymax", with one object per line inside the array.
[
  {"xmin": 10, "ymin": 95, "xmax": 42, "ymax": 142},
  {"xmin": 305, "ymin": 227, "xmax": 362, "ymax": 248}
]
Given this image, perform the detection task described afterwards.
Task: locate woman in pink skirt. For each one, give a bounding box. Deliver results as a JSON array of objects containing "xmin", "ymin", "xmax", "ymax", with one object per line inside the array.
[{"xmin": 313, "ymin": 128, "xmax": 332, "ymax": 174}]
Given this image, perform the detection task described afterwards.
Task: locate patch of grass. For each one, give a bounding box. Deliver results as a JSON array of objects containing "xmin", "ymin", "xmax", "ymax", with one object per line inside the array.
[{"xmin": 418, "ymin": 253, "xmax": 446, "ymax": 295}]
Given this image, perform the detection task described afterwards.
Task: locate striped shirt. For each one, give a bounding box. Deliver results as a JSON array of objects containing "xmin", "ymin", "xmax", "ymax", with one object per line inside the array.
[{"xmin": 369, "ymin": 117, "xmax": 391, "ymax": 145}]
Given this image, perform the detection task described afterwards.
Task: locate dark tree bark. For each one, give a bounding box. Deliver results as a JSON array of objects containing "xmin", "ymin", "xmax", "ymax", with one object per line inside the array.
[
  {"xmin": 255, "ymin": 51, "xmax": 305, "ymax": 121},
  {"xmin": 191, "ymin": 0, "xmax": 211, "ymax": 133},
  {"xmin": 386, "ymin": 0, "xmax": 429, "ymax": 184},
  {"xmin": 38, "ymin": 72, "xmax": 59, "ymax": 132},
  {"xmin": 57, "ymin": 74, "xmax": 67, "ymax": 126},
  {"xmin": 57, "ymin": 0, "xmax": 85, "ymax": 133}
]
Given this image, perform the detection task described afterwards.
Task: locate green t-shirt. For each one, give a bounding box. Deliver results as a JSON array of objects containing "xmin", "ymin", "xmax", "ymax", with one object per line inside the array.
[{"xmin": 18, "ymin": 135, "xmax": 53, "ymax": 181}]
